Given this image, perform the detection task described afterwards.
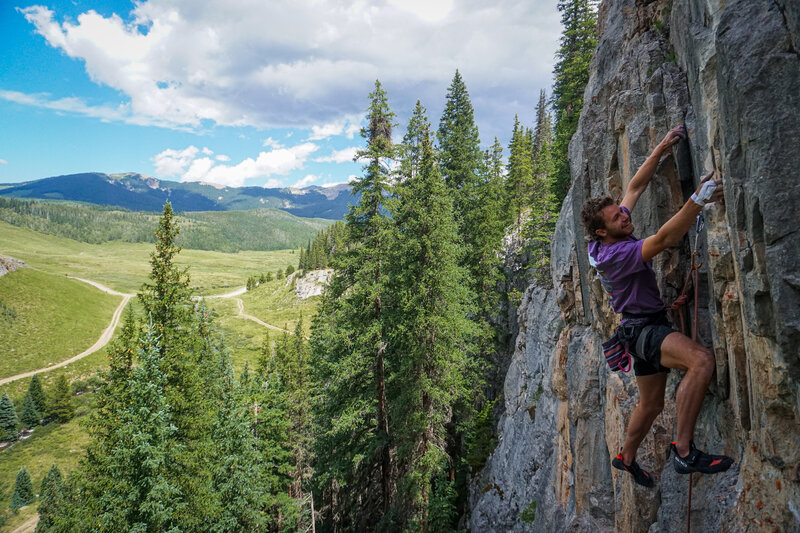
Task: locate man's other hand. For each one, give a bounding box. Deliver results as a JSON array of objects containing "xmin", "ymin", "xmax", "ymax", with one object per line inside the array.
[{"xmin": 691, "ymin": 171, "xmax": 724, "ymax": 206}]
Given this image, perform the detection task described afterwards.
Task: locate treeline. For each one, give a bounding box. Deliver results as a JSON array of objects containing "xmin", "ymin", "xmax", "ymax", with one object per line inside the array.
[
  {"xmin": 0, "ymin": 197, "xmax": 330, "ymax": 252},
  {"xmin": 245, "ymin": 264, "xmax": 296, "ymax": 290},
  {"xmin": 298, "ymin": 221, "xmax": 347, "ymax": 271},
  {"xmin": 34, "ymin": 204, "xmax": 316, "ymax": 531}
]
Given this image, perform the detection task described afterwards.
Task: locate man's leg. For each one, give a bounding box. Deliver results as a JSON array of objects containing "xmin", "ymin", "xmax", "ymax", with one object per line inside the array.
[
  {"xmin": 658, "ymin": 331, "xmax": 715, "ymax": 457},
  {"xmin": 620, "ymin": 372, "xmax": 667, "ymax": 465}
]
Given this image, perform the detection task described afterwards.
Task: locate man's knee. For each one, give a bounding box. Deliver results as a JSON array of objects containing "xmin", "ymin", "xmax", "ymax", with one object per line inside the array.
[{"xmin": 689, "ymin": 345, "xmax": 715, "ymax": 378}]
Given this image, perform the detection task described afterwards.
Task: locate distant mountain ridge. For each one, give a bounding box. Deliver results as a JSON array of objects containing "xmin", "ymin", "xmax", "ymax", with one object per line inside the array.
[{"xmin": 0, "ymin": 172, "xmax": 354, "ymax": 219}]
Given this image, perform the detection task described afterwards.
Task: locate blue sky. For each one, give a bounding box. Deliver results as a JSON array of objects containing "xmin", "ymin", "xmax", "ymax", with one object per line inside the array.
[{"xmin": 0, "ymin": 0, "xmax": 560, "ymax": 188}]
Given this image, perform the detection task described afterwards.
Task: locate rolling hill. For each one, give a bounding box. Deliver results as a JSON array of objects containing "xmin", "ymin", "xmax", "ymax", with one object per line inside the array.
[
  {"xmin": 0, "ymin": 172, "xmax": 355, "ymax": 219},
  {"xmin": 0, "ymin": 197, "xmax": 333, "ymax": 252}
]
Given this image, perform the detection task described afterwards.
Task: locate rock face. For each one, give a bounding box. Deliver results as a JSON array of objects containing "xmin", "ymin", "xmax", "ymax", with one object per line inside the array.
[
  {"xmin": 469, "ymin": 1, "xmax": 800, "ymax": 531},
  {"xmin": 0, "ymin": 255, "xmax": 26, "ymax": 278},
  {"xmin": 292, "ymin": 269, "xmax": 333, "ymax": 299}
]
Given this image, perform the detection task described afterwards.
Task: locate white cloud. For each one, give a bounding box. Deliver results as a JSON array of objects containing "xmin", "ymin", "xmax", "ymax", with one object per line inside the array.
[
  {"xmin": 314, "ymin": 146, "xmax": 359, "ymax": 164},
  {"xmin": 215, "ymin": 154, "xmax": 230, "ymax": 162},
  {"xmin": 293, "ymin": 174, "xmax": 318, "ymax": 188},
  {"xmin": 387, "ymin": 0, "xmax": 454, "ymax": 23},
  {"xmin": 153, "ymin": 142, "xmax": 318, "ymax": 187},
  {"xmin": 152, "ymin": 146, "xmax": 200, "ymax": 176},
  {"xmin": 307, "ymin": 115, "xmax": 362, "ymax": 141},
  {"xmin": 202, "ymin": 147, "xmax": 213, "ymax": 155},
  {"xmin": 263, "ymin": 179, "xmax": 283, "ymax": 188},
  {"xmin": 0, "ymin": 159, "xmax": 7, "ymax": 164},
  {"xmin": 262, "ymin": 137, "xmax": 283, "ymax": 149},
  {"xmin": 17, "ymin": 1, "xmax": 560, "ymax": 140}
]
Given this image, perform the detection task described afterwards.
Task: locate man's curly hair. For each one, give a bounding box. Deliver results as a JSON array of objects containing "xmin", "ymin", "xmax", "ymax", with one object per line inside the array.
[{"xmin": 580, "ymin": 195, "xmax": 615, "ymax": 242}]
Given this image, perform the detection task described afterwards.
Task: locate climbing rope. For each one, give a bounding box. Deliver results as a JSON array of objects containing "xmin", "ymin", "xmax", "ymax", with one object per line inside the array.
[{"xmin": 666, "ymin": 213, "xmax": 704, "ymax": 533}]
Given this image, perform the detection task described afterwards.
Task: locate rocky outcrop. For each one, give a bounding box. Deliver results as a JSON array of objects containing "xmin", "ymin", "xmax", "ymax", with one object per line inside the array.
[
  {"xmin": 470, "ymin": 1, "xmax": 800, "ymax": 531},
  {"xmin": 0, "ymin": 255, "xmax": 26, "ymax": 278},
  {"xmin": 291, "ymin": 269, "xmax": 333, "ymax": 299}
]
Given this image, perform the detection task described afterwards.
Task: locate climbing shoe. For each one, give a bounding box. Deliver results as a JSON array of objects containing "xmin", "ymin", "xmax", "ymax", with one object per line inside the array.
[
  {"xmin": 612, "ymin": 454, "xmax": 655, "ymax": 487},
  {"xmin": 671, "ymin": 441, "xmax": 733, "ymax": 474}
]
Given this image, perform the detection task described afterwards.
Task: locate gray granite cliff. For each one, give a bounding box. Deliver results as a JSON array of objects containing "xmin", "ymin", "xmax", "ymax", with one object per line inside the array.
[{"xmin": 469, "ymin": 1, "xmax": 800, "ymax": 531}]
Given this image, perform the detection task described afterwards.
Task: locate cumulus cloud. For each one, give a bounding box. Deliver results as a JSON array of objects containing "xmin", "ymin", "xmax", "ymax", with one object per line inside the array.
[
  {"xmin": 215, "ymin": 154, "xmax": 230, "ymax": 162},
  {"xmin": 152, "ymin": 142, "xmax": 318, "ymax": 187},
  {"xmin": 17, "ymin": 1, "xmax": 560, "ymax": 139},
  {"xmin": 293, "ymin": 174, "xmax": 319, "ymax": 188},
  {"xmin": 262, "ymin": 137, "xmax": 283, "ymax": 149},
  {"xmin": 307, "ymin": 115, "xmax": 362, "ymax": 141},
  {"xmin": 314, "ymin": 146, "xmax": 359, "ymax": 164},
  {"xmin": 152, "ymin": 146, "xmax": 200, "ymax": 176}
]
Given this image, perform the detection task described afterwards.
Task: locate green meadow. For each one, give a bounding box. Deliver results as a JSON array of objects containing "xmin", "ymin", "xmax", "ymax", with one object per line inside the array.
[
  {"xmin": 0, "ymin": 269, "xmax": 120, "ymax": 378},
  {"xmin": 0, "ymin": 220, "xmax": 299, "ymax": 294}
]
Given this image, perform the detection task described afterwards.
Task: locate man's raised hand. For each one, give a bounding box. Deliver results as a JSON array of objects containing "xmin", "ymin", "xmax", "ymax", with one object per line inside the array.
[{"xmin": 658, "ymin": 125, "xmax": 686, "ymax": 153}]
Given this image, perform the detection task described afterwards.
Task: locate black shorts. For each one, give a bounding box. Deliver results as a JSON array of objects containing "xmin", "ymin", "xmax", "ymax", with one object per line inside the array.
[{"xmin": 619, "ymin": 311, "xmax": 676, "ymax": 376}]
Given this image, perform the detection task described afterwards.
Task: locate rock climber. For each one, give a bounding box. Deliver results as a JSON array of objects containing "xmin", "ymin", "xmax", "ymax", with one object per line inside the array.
[{"xmin": 580, "ymin": 125, "xmax": 734, "ymax": 487}]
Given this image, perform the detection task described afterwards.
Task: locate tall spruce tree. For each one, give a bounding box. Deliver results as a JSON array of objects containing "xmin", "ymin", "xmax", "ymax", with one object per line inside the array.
[
  {"xmin": 35, "ymin": 464, "xmax": 64, "ymax": 533},
  {"xmin": 48, "ymin": 375, "xmax": 74, "ymax": 423},
  {"xmin": 139, "ymin": 203, "xmax": 220, "ymax": 530},
  {"xmin": 10, "ymin": 467, "xmax": 35, "ymax": 511},
  {"xmin": 311, "ymin": 80, "xmax": 397, "ymax": 531},
  {"xmin": 0, "ymin": 392, "xmax": 18, "ymax": 442},
  {"xmin": 525, "ymin": 90, "xmax": 558, "ymax": 279},
  {"xmin": 506, "ymin": 116, "xmax": 535, "ymax": 226},
  {"xmin": 388, "ymin": 110, "xmax": 476, "ymax": 528},
  {"xmin": 19, "ymin": 392, "xmax": 41, "ymax": 429},
  {"xmin": 27, "ymin": 374, "xmax": 48, "ymax": 416},
  {"xmin": 249, "ymin": 334, "xmax": 295, "ymax": 529},
  {"xmin": 551, "ymin": 0, "xmax": 598, "ymax": 206},
  {"xmin": 211, "ymin": 357, "xmax": 264, "ymax": 533}
]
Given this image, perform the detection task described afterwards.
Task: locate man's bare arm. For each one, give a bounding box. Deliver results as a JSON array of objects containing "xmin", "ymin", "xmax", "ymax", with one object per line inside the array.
[
  {"xmin": 641, "ymin": 171, "xmax": 723, "ymax": 262},
  {"xmin": 621, "ymin": 125, "xmax": 685, "ymax": 213}
]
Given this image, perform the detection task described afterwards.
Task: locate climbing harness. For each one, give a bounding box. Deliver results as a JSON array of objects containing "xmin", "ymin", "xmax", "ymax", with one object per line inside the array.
[{"xmin": 666, "ymin": 213, "xmax": 705, "ymax": 533}]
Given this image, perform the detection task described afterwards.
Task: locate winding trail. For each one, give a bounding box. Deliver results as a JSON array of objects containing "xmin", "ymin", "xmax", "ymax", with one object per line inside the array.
[
  {"xmin": 198, "ymin": 286, "xmax": 289, "ymax": 333},
  {"xmin": 1, "ymin": 281, "xmax": 289, "ymax": 387},
  {"xmin": 0, "ymin": 278, "xmax": 133, "ymax": 387},
  {"xmin": 9, "ymin": 515, "xmax": 38, "ymax": 533},
  {"xmin": 232, "ymin": 297, "xmax": 290, "ymax": 333}
]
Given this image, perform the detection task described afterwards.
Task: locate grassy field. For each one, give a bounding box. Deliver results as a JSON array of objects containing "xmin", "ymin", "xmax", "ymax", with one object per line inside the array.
[
  {"xmin": 0, "ymin": 269, "xmax": 121, "ymax": 379},
  {"xmin": 0, "ymin": 221, "xmax": 300, "ymax": 294},
  {"xmin": 237, "ymin": 275, "xmax": 321, "ymax": 335}
]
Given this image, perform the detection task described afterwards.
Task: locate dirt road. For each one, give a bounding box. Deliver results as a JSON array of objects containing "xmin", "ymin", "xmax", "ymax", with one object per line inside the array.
[{"xmin": 0, "ymin": 279, "xmax": 133, "ymax": 386}]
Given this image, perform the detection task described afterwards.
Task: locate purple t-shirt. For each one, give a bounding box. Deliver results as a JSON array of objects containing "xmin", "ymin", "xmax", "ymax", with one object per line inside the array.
[{"xmin": 587, "ymin": 208, "xmax": 665, "ymax": 315}]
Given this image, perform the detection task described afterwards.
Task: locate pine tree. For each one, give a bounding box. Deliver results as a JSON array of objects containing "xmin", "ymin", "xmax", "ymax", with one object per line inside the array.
[
  {"xmin": 311, "ymin": 80, "xmax": 397, "ymax": 530},
  {"xmin": 506, "ymin": 116, "xmax": 535, "ymax": 226},
  {"xmin": 19, "ymin": 392, "xmax": 41, "ymax": 429},
  {"xmin": 139, "ymin": 201, "xmax": 191, "ymax": 353},
  {"xmin": 10, "ymin": 467, "xmax": 35, "ymax": 511},
  {"xmin": 211, "ymin": 357, "xmax": 264, "ymax": 533},
  {"xmin": 388, "ymin": 118, "xmax": 476, "ymax": 527},
  {"xmin": 48, "ymin": 376, "xmax": 75, "ymax": 423},
  {"xmin": 27, "ymin": 374, "xmax": 48, "ymax": 416},
  {"xmin": 35, "ymin": 464, "xmax": 63, "ymax": 533},
  {"xmin": 551, "ymin": 0, "xmax": 598, "ymax": 207},
  {"xmin": 0, "ymin": 392, "xmax": 19, "ymax": 442},
  {"xmin": 525, "ymin": 90, "xmax": 558, "ymax": 280}
]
